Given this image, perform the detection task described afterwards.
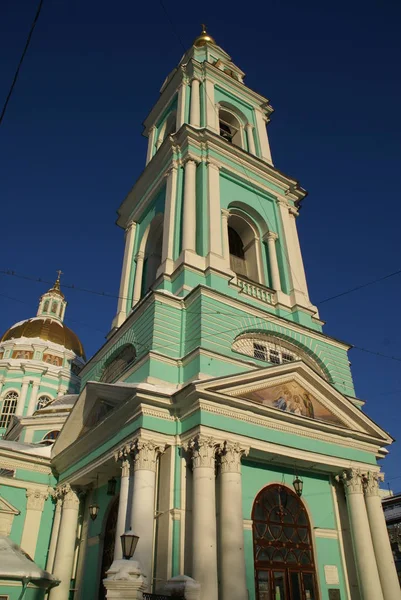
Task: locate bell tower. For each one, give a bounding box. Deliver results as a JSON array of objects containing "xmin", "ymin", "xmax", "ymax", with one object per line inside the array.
[{"xmin": 112, "ymin": 26, "xmax": 318, "ymax": 332}]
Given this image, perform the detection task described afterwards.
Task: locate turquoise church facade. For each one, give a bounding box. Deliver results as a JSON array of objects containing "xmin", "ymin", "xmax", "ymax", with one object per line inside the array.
[{"xmin": 0, "ymin": 26, "xmax": 399, "ymax": 600}]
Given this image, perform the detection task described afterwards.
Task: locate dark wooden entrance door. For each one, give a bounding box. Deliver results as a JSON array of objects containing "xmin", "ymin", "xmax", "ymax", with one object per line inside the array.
[{"xmin": 252, "ymin": 484, "xmax": 318, "ymax": 600}]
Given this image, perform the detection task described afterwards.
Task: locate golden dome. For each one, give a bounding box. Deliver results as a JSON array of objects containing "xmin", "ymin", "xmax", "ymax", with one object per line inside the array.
[
  {"xmin": 193, "ymin": 24, "xmax": 216, "ymax": 48},
  {"xmin": 1, "ymin": 318, "xmax": 86, "ymax": 360}
]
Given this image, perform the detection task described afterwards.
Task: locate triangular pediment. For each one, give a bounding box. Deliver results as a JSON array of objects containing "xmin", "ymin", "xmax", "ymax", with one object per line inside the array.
[
  {"xmin": 195, "ymin": 361, "xmax": 392, "ymax": 443},
  {"xmin": 0, "ymin": 496, "xmax": 20, "ymax": 516}
]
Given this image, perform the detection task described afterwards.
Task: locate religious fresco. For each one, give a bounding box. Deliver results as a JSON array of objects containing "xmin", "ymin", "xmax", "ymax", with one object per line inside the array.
[{"xmin": 240, "ymin": 380, "xmax": 344, "ymax": 425}]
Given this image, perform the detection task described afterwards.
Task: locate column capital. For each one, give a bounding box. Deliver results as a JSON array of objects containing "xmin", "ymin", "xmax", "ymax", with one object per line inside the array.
[
  {"xmin": 164, "ymin": 162, "xmax": 179, "ymax": 178},
  {"xmin": 115, "ymin": 444, "xmax": 132, "ymax": 477},
  {"xmin": 288, "ymin": 206, "xmax": 299, "ymax": 217},
  {"xmin": 26, "ymin": 488, "xmax": 48, "ymax": 511},
  {"xmin": 135, "ymin": 251, "xmax": 145, "ymax": 261},
  {"xmin": 218, "ymin": 441, "xmax": 249, "ymax": 474},
  {"xmin": 245, "ymin": 122, "xmax": 254, "ymax": 130},
  {"xmin": 126, "ymin": 220, "xmax": 137, "ymax": 232},
  {"xmin": 221, "ymin": 208, "xmax": 230, "ymax": 219},
  {"xmin": 130, "ymin": 439, "xmax": 165, "ymax": 472},
  {"xmin": 336, "ymin": 468, "xmax": 364, "ymax": 495},
  {"xmin": 187, "ymin": 435, "xmax": 219, "ymax": 470},
  {"xmin": 363, "ymin": 471, "xmax": 384, "ymax": 497},
  {"xmin": 264, "ymin": 230, "xmax": 278, "ymax": 243},
  {"xmin": 59, "ymin": 484, "xmax": 80, "ymax": 509},
  {"xmin": 182, "ymin": 156, "xmax": 199, "ymax": 167},
  {"xmin": 206, "ymin": 159, "xmax": 220, "ymax": 171}
]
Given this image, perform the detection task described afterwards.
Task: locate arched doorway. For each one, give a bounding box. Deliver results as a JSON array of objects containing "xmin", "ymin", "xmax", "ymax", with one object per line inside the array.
[
  {"xmin": 98, "ymin": 496, "xmax": 119, "ymax": 600},
  {"xmin": 252, "ymin": 484, "xmax": 318, "ymax": 600}
]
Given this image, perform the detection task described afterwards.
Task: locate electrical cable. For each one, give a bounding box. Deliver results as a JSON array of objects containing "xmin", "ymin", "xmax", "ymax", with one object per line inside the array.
[{"xmin": 0, "ymin": 0, "xmax": 44, "ymax": 127}]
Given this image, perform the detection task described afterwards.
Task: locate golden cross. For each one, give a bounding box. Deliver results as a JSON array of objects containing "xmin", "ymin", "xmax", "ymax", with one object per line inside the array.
[{"xmin": 56, "ymin": 269, "xmax": 63, "ymax": 281}]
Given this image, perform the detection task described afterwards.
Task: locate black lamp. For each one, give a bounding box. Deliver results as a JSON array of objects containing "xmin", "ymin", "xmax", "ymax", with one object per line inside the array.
[
  {"xmin": 107, "ymin": 477, "xmax": 117, "ymax": 496},
  {"xmin": 89, "ymin": 503, "xmax": 100, "ymax": 521},
  {"xmin": 121, "ymin": 529, "xmax": 139, "ymax": 560},
  {"xmin": 293, "ymin": 475, "xmax": 303, "ymax": 497}
]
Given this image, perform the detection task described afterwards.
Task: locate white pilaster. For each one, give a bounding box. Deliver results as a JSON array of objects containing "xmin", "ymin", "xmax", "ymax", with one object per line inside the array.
[
  {"xmin": 189, "ymin": 435, "xmax": 218, "ymax": 600},
  {"xmin": 132, "ymin": 252, "xmax": 145, "ymax": 307},
  {"xmin": 159, "ymin": 165, "xmax": 179, "ymax": 275},
  {"xmin": 287, "ymin": 206, "xmax": 310, "ymax": 300},
  {"xmin": 207, "ymin": 161, "xmax": 222, "ymax": 257},
  {"xmin": 364, "ymin": 472, "xmax": 401, "ymax": 600},
  {"xmin": 337, "ymin": 469, "xmax": 384, "ymax": 600},
  {"xmin": 264, "ymin": 231, "xmax": 281, "ymax": 291},
  {"xmin": 50, "ymin": 485, "xmax": 80, "ymax": 600},
  {"xmin": 181, "ymin": 159, "xmax": 198, "ymax": 253},
  {"xmin": 114, "ymin": 448, "xmax": 131, "ymax": 560},
  {"xmin": 219, "ymin": 442, "xmax": 248, "ymax": 600},
  {"xmin": 221, "ymin": 209, "xmax": 230, "ymax": 267},
  {"xmin": 47, "ymin": 495, "xmax": 62, "ymax": 572},
  {"xmin": 190, "ymin": 79, "xmax": 201, "ymax": 127},
  {"xmin": 20, "ymin": 488, "xmax": 48, "ymax": 559},
  {"xmin": 146, "ymin": 126, "xmax": 157, "ymax": 165},
  {"xmin": 130, "ymin": 439, "xmax": 164, "ymax": 590},
  {"xmin": 113, "ymin": 221, "xmax": 137, "ymax": 326},
  {"xmin": 254, "ymin": 107, "xmax": 273, "ymax": 164},
  {"xmin": 176, "ymin": 78, "xmax": 188, "ymax": 130},
  {"xmin": 245, "ymin": 123, "xmax": 256, "ymax": 155},
  {"xmin": 16, "ymin": 381, "xmax": 29, "ymax": 416},
  {"xmin": 27, "ymin": 381, "xmax": 40, "ymax": 416}
]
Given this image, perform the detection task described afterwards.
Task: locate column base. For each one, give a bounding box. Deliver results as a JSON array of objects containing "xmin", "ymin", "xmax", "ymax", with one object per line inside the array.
[{"xmin": 104, "ymin": 560, "xmax": 147, "ymax": 600}]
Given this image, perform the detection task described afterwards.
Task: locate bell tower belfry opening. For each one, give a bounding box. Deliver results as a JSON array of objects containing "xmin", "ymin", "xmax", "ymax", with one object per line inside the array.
[{"xmin": 112, "ymin": 25, "xmax": 318, "ymax": 331}]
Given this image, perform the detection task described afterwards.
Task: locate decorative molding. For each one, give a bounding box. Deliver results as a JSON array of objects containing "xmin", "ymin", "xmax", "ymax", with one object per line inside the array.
[
  {"xmin": 314, "ymin": 528, "xmax": 338, "ymax": 539},
  {"xmin": 363, "ymin": 471, "xmax": 384, "ymax": 498},
  {"xmin": 187, "ymin": 434, "xmax": 219, "ymax": 469},
  {"xmin": 336, "ymin": 469, "xmax": 364, "ymax": 495},
  {"xmin": 130, "ymin": 439, "xmax": 164, "ymax": 472},
  {"xmin": 26, "ymin": 488, "xmax": 48, "ymax": 511},
  {"xmin": 219, "ymin": 441, "xmax": 248, "ymax": 474},
  {"xmin": 243, "ymin": 519, "xmax": 253, "ymax": 531}
]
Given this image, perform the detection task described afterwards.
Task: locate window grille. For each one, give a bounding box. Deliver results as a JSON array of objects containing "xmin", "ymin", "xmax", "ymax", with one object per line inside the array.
[{"xmin": 0, "ymin": 392, "xmax": 19, "ymax": 428}]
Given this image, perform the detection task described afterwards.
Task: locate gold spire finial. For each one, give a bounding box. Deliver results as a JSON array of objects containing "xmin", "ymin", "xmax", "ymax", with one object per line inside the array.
[
  {"xmin": 193, "ymin": 24, "xmax": 216, "ymax": 48},
  {"xmin": 54, "ymin": 270, "xmax": 63, "ymax": 290}
]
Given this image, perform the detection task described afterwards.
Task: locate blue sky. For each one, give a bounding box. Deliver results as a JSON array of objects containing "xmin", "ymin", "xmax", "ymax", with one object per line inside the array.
[{"xmin": 1, "ymin": 0, "xmax": 401, "ymax": 490}]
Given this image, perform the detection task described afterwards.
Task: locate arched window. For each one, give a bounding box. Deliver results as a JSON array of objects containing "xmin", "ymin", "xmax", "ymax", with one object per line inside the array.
[
  {"xmin": 252, "ymin": 484, "xmax": 318, "ymax": 600},
  {"xmin": 100, "ymin": 344, "xmax": 137, "ymax": 383},
  {"xmin": 219, "ymin": 108, "xmax": 243, "ymax": 147},
  {"xmin": 51, "ymin": 302, "xmax": 58, "ymax": 314},
  {"xmin": 0, "ymin": 391, "xmax": 19, "ymax": 428},
  {"xmin": 40, "ymin": 430, "xmax": 60, "ymax": 445},
  {"xmin": 43, "ymin": 300, "xmax": 49, "ymax": 312},
  {"xmin": 232, "ymin": 334, "xmax": 329, "ymax": 381},
  {"xmin": 228, "ymin": 213, "xmax": 262, "ymax": 283},
  {"xmin": 37, "ymin": 395, "xmax": 52, "ymax": 410},
  {"xmin": 141, "ymin": 216, "xmax": 163, "ymax": 296}
]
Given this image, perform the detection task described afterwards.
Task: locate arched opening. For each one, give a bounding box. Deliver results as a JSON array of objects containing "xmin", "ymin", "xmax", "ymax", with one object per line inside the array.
[
  {"xmin": 142, "ymin": 218, "xmax": 163, "ymax": 295},
  {"xmin": 98, "ymin": 496, "xmax": 119, "ymax": 600},
  {"xmin": 40, "ymin": 430, "xmax": 60, "ymax": 445},
  {"xmin": 228, "ymin": 213, "xmax": 262, "ymax": 283},
  {"xmin": 252, "ymin": 484, "xmax": 318, "ymax": 600},
  {"xmin": 36, "ymin": 395, "xmax": 52, "ymax": 410},
  {"xmin": 100, "ymin": 344, "xmax": 137, "ymax": 383},
  {"xmin": 219, "ymin": 108, "xmax": 243, "ymax": 147},
  {"xmin": 156, "ymin": 111, "xmax": 177, "ymax": 149}
]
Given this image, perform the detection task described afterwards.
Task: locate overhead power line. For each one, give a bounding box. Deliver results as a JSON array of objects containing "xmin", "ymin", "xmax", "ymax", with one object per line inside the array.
[
  {"xmin": 0, "ymin": 0, "xmax": 44, "ymax": 127},
  {"xmin": 317, "ymin": 269, "xmax": 401, "ymax": 305}
]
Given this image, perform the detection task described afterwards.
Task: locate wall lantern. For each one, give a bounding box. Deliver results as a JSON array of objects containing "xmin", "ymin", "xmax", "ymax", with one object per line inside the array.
[
  {"xmin": 107, "ymin": 477, "xmax": 117, "ymax": 496},
  {"xmin": 121, "ymin": 528, "xmax": 140, "ymax": 560},
  {"xmin": 293, "ymin": 475, "xmax": 303, "ymax": 497},
  {"xmin": 89, "ymin": 503, "xmax": 100, "ymax": 521}
]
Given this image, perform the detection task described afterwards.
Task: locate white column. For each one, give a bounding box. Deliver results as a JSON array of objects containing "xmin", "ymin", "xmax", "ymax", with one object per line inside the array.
[
  {"xmin": 204, "ymin": 79, "xmax": 218, "ymax": 132},
  {"xmin": 50, "ymin": 485, "xmax": 80, "ymax": 600},
  {"xmin": 114, "ymin": 448, "xmax": 131, "ymax": 560},
  {"xmin": 221, "ymin": 209, "xmax": 230, "ymax": 267},
  {"xmin": 130, "ymin": 439, "xmax": 164, "ymax": 590},
  {"xmin": 20, "ymin": 488, "xmax": 48, "ymax": 559},
  {"xmin": 16, "ymin": 381, "xmax": 29, "ymax": 416},
  {"xmin": 207, "ymin": 161, "xmax": 222, "ymax": 257},
  {"xmin": 219, "ymin": 442, "xmax": 248, "ymax": 600},
  {"xmin": 254, "ymin": 107, "xmax": 273, "ymax": 164},
  {"xmin": 113, "ymin": 221, "xmax": 137, "ymax": 326},
  {"xmin": 189, "ymin": 435, "xmax": 218, "ymax": 600},
  {"xmin": 160, "ymin": 164, "xmax": 179, "ymax": 274},
  {"xmin": 132, "ymin": 251, "xmax": 145, "ymax": 306},
  {"xmin": 337, "ymin": 469, "xmax": 384, "ymax": 600},
  {"xmin": 47, "ymin": 493, "xmax": 62, "ymax": 572},
  {"xmin": 245, "ymin": 123, "xmax": 256, "ymax": 155},
  {"xmin": 287, "ymin": 206, "xmax": 310, "ymax": 299},
  {"xmin": 182, "ymin": 159, "xmax": 197, "ymax": 253},
  {"xmin": 364, "ymin": 472, "xmax": 401, "ymax": 600},
  {"xmin": 27, "ymin": 381, "xmax": 40, "ymax": 415},
  {"xmin": 146, "ymin": 126, "xmax": 157, "ymax": 165},
  {"xmin": 176, "ymin": 77, "xmax": 188, "ymax": 130},
  {"xmin": 190, "ymin": 79, "xmax": 201, "ymax": 127},
  {"xmin": 264, "ymin": 231, "xmax": 281, "ymax": 291}
]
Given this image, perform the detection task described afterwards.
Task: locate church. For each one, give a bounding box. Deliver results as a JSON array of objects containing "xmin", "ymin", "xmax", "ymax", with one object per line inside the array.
[{"xmin": 0, "ymin": 25, "xmax": 400, "ymax": 600}]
